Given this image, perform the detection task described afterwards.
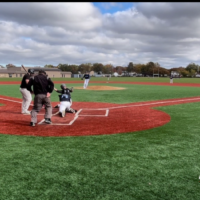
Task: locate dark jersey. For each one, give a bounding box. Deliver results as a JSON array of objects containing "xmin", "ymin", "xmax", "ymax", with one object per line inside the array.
[
  {"xmin": 83, "ymin": 74, "xmax": 90, "ymax": 79},
  {"xmin": 20, "ymin": 73, "xmax": 31, "ymax": 89},
  {"xmin": 27, "ymin": 74, "xmax": 54, "ymax": 95},
  {"xmin": 56, "ymin": 88, "xmax": 72, "ymax": 102}
]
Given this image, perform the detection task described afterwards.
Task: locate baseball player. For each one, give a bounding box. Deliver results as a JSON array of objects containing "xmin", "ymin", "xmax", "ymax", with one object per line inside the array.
[
  {"xmin": 20, "ymin": 68, "xmax": 35, "ymax": 114},
  {"xmin": 170, "ymin": 75, "xmax": 173, "ymax": 84},
  {"xmin": 83, "ymin": 71, "xmax": 90, "ymax": 89},
  {"xmin": 54, "ymin": 84, "xmax": 77, "ymax": 117}
]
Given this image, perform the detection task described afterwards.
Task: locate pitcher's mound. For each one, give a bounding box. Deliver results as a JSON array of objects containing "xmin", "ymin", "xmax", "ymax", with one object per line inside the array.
[{"xmin": 74, "ymin": 86, "xmax": 126, "ymax": 90}]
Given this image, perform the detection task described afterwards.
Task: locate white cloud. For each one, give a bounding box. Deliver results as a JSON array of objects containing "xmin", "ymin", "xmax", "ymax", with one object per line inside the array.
[{"xmin": 0, "ymin": 2, "xmax": 200, "ymax": 68}]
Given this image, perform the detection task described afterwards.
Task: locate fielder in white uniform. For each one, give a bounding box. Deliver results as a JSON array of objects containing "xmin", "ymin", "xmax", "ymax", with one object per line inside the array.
[
  {"xmin": 170, "ymin": 75, "xmax": 173, "ymax": 84},
  {"xmin": 83, "ymin": 71, "xmax": 90, "ymax": 89},
  {"xmin": 20, "ymin": 69, "xmax": 34, "ymax": 114}
]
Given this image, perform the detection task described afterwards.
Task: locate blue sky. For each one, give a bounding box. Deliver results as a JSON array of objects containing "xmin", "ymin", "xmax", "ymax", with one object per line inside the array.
[{"xmin": 93, "ymin": 2, "xmax": 136, "ymax": 14}]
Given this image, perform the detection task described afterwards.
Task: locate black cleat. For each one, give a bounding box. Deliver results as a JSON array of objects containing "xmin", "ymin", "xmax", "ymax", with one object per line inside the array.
[
  {"xmin": 72, "ymin": 109, "xmax": 77, "ymax": 113},
  {"xmin": 45, "ymin": 118, "xmax": 52, "ymax": 124},
  {"xmin": 54, "ymin": 105, "xmax": 59, "ymax": 108},
  {"xmin": 30, "ymin": 122, "xmax": 35, "ymax": 127}
]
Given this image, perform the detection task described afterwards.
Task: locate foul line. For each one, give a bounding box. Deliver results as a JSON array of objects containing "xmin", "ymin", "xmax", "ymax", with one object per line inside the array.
[
  {"xmin": 1, "ymin": 96, "xmax": 200, "ymax": 111},
  {"xmin": 81, "ymin": 97, "xmax": 200, "ymax": 110},
  {"xmin": 0, "ymin": 97, "xmax": 57, "ymax": 116},
  {"xmin": 78, "ymin": 109, "xmax": 109, "ymax": 117},
  {"xmin": 1, "ymin": 96, "xmax": 200, "ymax": 125}
]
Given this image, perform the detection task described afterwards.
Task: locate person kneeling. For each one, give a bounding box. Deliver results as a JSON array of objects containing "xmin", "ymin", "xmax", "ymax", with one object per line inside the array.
[{"xmin": 55, "ymin": 84, "xmax": 77, "ymax": 117}]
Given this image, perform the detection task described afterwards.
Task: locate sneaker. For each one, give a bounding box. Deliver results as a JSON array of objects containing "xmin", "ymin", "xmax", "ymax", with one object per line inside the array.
[
  {"xmin": 62, "ymin": 110, "xmax": 65, "ymax": 117},
  {"xmin": 22, "ymin": 111, "xmax": 31, "ymax": 115},
  {"xmin": 30, "ymin": 122, "xmax": 35, "ymax": 126},
  {"xmin": 45, "ymin": 118, "xmax": 52, "ymax": 124},
  {"xmin": 71, "ymin": 109, "xmax": 76, "ymax": 113}
]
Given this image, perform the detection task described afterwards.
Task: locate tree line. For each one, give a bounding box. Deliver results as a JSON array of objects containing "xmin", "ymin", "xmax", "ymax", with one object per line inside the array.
[{"xmin": 5, "ymin": 62, "xmax": 200, "ymax": 77}]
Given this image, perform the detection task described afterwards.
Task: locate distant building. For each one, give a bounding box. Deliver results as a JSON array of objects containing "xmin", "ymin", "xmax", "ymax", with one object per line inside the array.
[
  {"xmin": 171, "ymin": 71, "xmax": 180, "ymax": 78},
  {"xmin": 0, "ymin": 66, "xmax": 71, "ymax": 78},
  {"xmin": 113, "ymin": 72, "xmax": 119, "ymax": 77}
]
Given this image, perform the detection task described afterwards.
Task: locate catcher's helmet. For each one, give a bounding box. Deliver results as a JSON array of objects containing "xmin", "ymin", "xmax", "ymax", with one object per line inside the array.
[
  {"xmin": 28, "ymin": 69, "xmax": 34, "ymax": 74},
  {"xmin": 60, "ymin": 83, "xmax": 66, "ymax": 89}
]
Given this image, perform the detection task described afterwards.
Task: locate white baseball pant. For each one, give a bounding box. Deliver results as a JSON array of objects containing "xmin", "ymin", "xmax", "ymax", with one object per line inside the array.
[
  {"xmin": 83, "ymin": 79, "xmax": 90, "ymax": 89},
  {"xmin": 59, "ymin": 101, "xmax": 72, "ymax": 113},
  {"xmin": 20, "ymin": 88, "xmax": 32, "ymax": 113}
]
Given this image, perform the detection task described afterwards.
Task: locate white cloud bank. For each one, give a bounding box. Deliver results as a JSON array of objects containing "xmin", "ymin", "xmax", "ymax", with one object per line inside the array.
[{"xmin": 0, "ymin": 2, "xmax": 200, "ymax": 68}]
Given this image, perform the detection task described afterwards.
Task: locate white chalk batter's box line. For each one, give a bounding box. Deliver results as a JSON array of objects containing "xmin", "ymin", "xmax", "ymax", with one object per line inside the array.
[
  {"xmin": 1, "ymin": 96, "xmax": 200, "ymax": 111},
  {"xmin": 37, "ymin": 109, "xmax": 109, "ymax": 126},
  {"xmin": 0, "ymin": 98, "xmax": 109, "ymax": 126},
  {"xmin": 1, "ymin": 97, "xmax": 200, "ymax": 125},
  {"xmin": 78, "ymin": 109, "xmax": 109, "ymax": 116}
]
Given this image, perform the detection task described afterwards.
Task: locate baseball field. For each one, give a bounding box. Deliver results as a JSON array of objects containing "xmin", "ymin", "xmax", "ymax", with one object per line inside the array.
[{"xmin": 0, "ymin": 76, "xmax": 200, "ymax": 200}]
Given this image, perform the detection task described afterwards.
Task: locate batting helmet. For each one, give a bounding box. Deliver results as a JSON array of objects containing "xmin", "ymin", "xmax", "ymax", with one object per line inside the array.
[
  {"xmin": 60, "ymin": 83, "xmax": 66, "ymax": 89},
  {"xmin": 28, "ymin": 69, "xmax": 34, "ymax": 74}
]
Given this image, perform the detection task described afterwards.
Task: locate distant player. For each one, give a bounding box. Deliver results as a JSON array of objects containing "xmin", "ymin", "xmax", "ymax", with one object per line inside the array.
[
  {"xmin": 83, "ymin": 71, "xmax": 90, "ymax": 89},
  {"xmin": 170, "ymin": 75, "xmax": 173, "ymax": 84},
  {"xmin": 107, "ymin": 74, "xmax": 111, "ymax": 83}
]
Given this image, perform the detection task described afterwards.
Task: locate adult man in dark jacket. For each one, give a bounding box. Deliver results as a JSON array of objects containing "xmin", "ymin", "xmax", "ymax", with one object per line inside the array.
[{"xmin": 27, "ymin": 70, "xmax": 54, "ymax": 126}]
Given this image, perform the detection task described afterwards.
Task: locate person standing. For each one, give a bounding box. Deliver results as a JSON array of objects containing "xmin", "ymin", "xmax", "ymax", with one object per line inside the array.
[
  {"xmin": 83, "ymin": 71, "xmax": 90, "ymax": 89},
  {"xmin": 170, "ymin": 75, "xmax": 173, "ymax": 84},
  {"xmin": 20, "ymin": 68, "xmax": 35, "ymax": 114},
  {"xmin": 27, "ymin": 70, "xmax": 54, "ymax": 126}
]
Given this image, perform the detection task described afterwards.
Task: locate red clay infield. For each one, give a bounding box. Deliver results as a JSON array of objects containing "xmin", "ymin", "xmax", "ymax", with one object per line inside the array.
[{"xmin": 1, "ymin": 81, "xmax": 200, "ymax": 137}]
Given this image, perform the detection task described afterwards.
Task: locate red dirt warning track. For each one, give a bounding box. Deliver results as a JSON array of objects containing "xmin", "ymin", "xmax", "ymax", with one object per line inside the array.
[{"xmin": 1, "ymin": 94, "xmax": 200, "ymax": 137}]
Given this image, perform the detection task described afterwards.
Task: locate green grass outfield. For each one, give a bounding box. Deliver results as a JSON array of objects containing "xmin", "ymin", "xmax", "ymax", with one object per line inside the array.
[
  {"xmin": 2, "ymin": 76, "xmax": 200, "ymax": 83},
  {"xmin": 0, "ymin": 77, "xmax": 200, "ymax": 200}
]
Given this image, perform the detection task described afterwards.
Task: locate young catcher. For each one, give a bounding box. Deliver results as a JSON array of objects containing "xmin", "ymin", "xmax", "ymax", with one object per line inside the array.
[{"xmin": 54, "ymin": 84, "xmax": 77, "ymax": 117}]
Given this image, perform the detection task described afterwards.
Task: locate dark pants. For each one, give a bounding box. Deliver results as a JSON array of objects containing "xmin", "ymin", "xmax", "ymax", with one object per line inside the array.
[{"xmin": 31, "ymin": 94, "xmax": 52, "ymax": 123}]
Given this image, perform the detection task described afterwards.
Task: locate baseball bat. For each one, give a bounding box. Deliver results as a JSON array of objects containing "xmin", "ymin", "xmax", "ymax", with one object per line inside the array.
[{"xmin": 21, "ymin": 64, "xmax": 28, "ymax": 73}]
